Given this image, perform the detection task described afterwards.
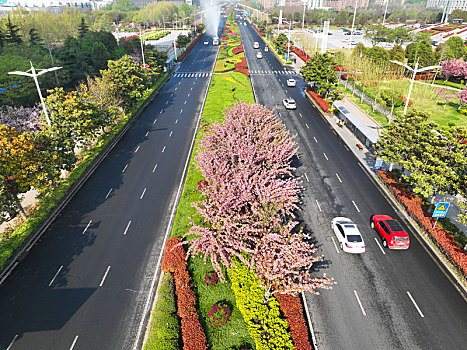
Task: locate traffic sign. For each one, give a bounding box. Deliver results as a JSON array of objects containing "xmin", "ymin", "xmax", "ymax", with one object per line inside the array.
[{"xmin": 432, "ymin": 202, "xmax": 450, "ymax": 218}]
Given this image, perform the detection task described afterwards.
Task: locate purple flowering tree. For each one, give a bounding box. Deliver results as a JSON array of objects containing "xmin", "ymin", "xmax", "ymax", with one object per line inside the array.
[{"xmin": 0, "ymin": 106, "xmax": 41, "ymax": 133}]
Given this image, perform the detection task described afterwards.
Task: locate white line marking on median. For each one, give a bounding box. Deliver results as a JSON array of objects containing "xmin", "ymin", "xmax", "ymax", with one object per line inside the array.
[
  {"xmin": 82, "ymin": 220, "xmax": 92, "ymax": 234},
  {"xmin": 336, "ymin": 173, "xmax": 342, "ymax": 183},
  {"xmin": 105, "ymin": 188, "xmax": 112, "ymax": 199},
  {"xmin": 331, "ymin": 237, "xmax": 340, "ymax": 254},
  {"xmin": 304, "ymin": 173, "xmax": 309, "ymax": 182},
  {"xmin": 374, "ymin": 238, "xmax": 386, "ymax": 255},
  {"xmin": 145, "ymin": 131, "xmax": 149, "ymax": 137},
  {"xmin": 100, "ymin": 266, "xmax": 111, "ymax": 287},
  {"xmin": 184, "ymin": 101, "xmax": 187, "ymax": 104},
  {"xmin": 140, "ymin": 188, "xmax": 146, "ymax": 199},
  {"xmin": 299, "ymin": 113, "xmax": 303, "ymax": 118},
  {"xmin": 49, "ymin": 265, "xmax": 63, "ymax": 286},
  {"xmin": 190, "ymin": 87, "xmax": 193, "ymax": 90},
  {"xmin": 123, "ymin": 221, "xmax": 132, "ymax": 235},
  {"xmin": 175, "ymin": 87, "xmax": 177, "ymax": 91},
  {"xmin": 315, "ymin": 200, "xmax": 322, "ymax": 212},
  {"xmin": 153, "ymin": 118, "xmax": 157, "ymax": 124},
  {"xmin": 313, "ymin": 137, "xmax": 318, "ymax": 143},
  {"xmin": 122, "ymin": 164, "xmax": 128, "ymax": 173},
  {"xmin": 166, "ymin": 101, "xmax": 169, "ymax": 105},
  {"xmin": 407, "ymin": 291, "xmax": 425, "ymax": 317},
  {"xmin": 352, "ymin": 200, "xmax": 360, "ymax": 212},
  {"xmin": 306, "ymin": 123, "xmax": 309, "ymax": 129},
  {"xmin": 162, "ymin": 146, "xmax": 166, "ymax": 153},
  {"xmin": 180, "ymin": 109, "xmax": 183, "ymax": 114},
  {"xmin": 69, "ymin": 336, "xmax": 79, "ymax": 350},
  {"xmin": 135, "ymin": 146, "xmax": 140, "ymax": 153},
  {"xmin": 152, "ymin": 164, "xmax": 158, "ymax": 173},
  {"xmin": 7, "ymin": 335, "xmax": 18, "ymax": 350},
  {"xmin": 354, "ymin": 290, "xmax": 367, "ymax": 316},
  {"xmin": 169, "ymin": 131, "xmax": 173, "ymax": 137},
  {"xmin": 323, "ymin": 153, "xmax": 328, "ymax": 160},
  {"xmin": 175, "ymin": 119, "xmax": 178, "ymax": 124}
]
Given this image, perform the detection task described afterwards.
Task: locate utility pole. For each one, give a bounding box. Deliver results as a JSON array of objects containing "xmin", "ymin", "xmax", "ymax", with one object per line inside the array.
[
  {"xmin": 348, "ymin": 0, "xmax": 358, "ymax": 50},
  {"xmin": 382, "ymin": 0, "xmax": 389, "ymax": 25}
]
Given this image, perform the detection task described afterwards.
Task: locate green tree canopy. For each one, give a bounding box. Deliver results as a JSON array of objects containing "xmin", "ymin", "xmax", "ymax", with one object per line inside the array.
[
  {"xmin": 444, "ymin": 36, "xmax": 466, "ymax": 59},
  {"xmin": 4, "ymin": 16, "xmax": 22, "ymax": 45},
  {"xmin": 91, "ymin": 41, "xmax": 110, "ymax": 72},
  {"xmin": 300, "ymin": 52, "xmax": 338, "ymax": 99},
  {"xmin": 113, "ymin": 0, "xmax": 137, "ymax": 12},
  {"xmin": 389, "ymin": 45, "xmax": 405, "ymax": 62}
]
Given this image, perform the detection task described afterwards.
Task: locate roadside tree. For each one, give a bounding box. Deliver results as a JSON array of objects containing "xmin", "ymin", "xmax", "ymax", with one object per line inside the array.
[{"xmin": 300, "ymin": 52, "xmax": 338, "ymax": 99}]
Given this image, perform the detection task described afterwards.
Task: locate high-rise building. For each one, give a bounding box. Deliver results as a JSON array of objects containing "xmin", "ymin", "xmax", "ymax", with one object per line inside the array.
[
  {"xmin": 0, "ymin": 0, "xmax": 93, "ymax": 13},
  {"xmin": 427, "ymin": 0, "xmax": 467, "ymax": 16},
  {"xmin": 322, "ymin": 0, "xmax": 369, "ymax": 10}
]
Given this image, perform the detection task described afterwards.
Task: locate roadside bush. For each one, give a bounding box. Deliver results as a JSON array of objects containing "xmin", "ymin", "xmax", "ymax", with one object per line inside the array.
[
  {"xmin": 380, "ymin": 90, "xmax": 404, "ymax": 107},
  {"xmin": 306, "ymin": 88, "xmax": 331, "ymax": 112},
  {"xmin": 230, "ymin": 262, "xmax": 294, "ymax": 350}
]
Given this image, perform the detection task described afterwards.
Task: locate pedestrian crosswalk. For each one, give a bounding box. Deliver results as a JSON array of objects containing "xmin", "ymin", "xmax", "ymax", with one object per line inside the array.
[
  {"xmin": 173, "ymin": 72, "xmax": 212, "ymax": 78},
  {"xmin": 250, "ymin": 70, "xmax": 299, "ymax": 75}
]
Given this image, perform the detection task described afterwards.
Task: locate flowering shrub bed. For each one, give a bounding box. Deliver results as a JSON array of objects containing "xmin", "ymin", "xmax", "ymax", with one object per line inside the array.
[
  {"xmin": 294, "ymin": 47, "xmax": 310, "ymax": 62},
  {"xmin": 306, "ymin": 88, "xmax": 331, "ymax": 113},
  {"xmin": 208, "ymin": 302, "xmax": 231, "ymax": 327},
  {"xmin": 414, "ymin": 72, "xmax": 434, "ymax": 81},
  {"xmin": 234, "ymin": 56, "xmax": 249, "ymax": 76},
  {"xmin": 253, "ymin": 24, "xmax": 263, "ymax": 37},
  {"xmin": 232, "ymin": 46, "xmax": 244, "ymax": 54},
  {"xmin": 204, "ymin": 271, "xmax": 219, "ymax": 285},
  {"xmin": 276, "ymin": 293, "xmax": 312, "ymax": 350},
  {"xmin": 161, "ymin": 237, "xmax": 208, "ymax": 350},
  {"xmin": 377, "ymin": 170, "xmax": 467, "ymax": 278}
]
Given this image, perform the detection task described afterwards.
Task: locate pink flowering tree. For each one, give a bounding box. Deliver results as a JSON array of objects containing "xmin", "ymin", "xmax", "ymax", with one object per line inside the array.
[
  {"xmin": 457, "ymin": 88, "xmax": 467, "ymax": 109},
  {"xmin": 440, "ymin": 58, "xmax": 467, "ymax": 80},
  {"xmin": 435, "ymin": 87, "xmax": 456, "ymax": 109},
  {"xmin": 184, "ymin": 102, "xmax": 333, "ymax": 297}
]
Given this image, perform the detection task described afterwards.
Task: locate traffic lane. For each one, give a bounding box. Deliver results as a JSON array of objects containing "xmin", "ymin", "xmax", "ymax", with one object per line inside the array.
[{"xmin": 0, "ymin": 59, "xmax": 214, "ymax": 349}]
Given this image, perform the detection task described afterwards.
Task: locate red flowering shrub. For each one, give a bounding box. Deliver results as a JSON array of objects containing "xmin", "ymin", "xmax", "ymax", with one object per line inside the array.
[
  {"xmin": 234, "ymin": 68, "xmax": 250, "ymax": 76},
  {"xmin": 204, "ymin": 271, "xmax": 219, "ymax": 285},
  {"xmin": 177, "ymin": 34, "xmax": 203, "ymax": 62},
  {"xmin": 232, "ymin": 46, "xmax": 244, "ymax": 54},
  {"xmin": 161, "ymin": 238, "xmax": 209, "ymax": 350},
  {"xmin": 399, "ymin": 95, "xmax": 413, "ymax": 106},
  {"xmin": 208, "ymin": 302, "xmax": 231, "ymax": 327},
  {"xmin": 377, "ymin": 171, "xmax": 467, "ymax": 276},
  {"xmin": 276, "ymin": 294, "xmax": 313, "ymax": 350},
  {"xmin": 414, "ymin": 72, "xmax": 434, "ymax": 81},
  {"xmin": 234, "ymin": 57, "xmax": 248, "ymax": 69},
  {"xmin": 253, "ymin": 25, "xmax": 263, "ymax": 36},
  {"xmin": 222, "ymin": 36, "xmax": 228, "ymax": 41},
  {"xmin": 294, "ymin": 47, "xmax": 310, "ymax": 62},
  {"xmin": 306, "ymin": 89, "xmax": 331, "ymax": 113}
]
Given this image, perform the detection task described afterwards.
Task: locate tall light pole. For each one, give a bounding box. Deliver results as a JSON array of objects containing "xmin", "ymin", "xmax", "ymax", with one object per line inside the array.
[
  {"xmin": 139, "ymin": 27, "xmax": 146, "ymax": 69},
  {"xmin": 8, "ymin": 61, "xmax": 62, "ymax": 127},
  {"xmin": 348, "ymin": 0, "xmax": 358, "ymax": 50},
  {"xmin": 390, "ymin": 59, "xmax": 440, "ymax": 115},
  {"xmin": 287, "ymin": 20, "xmax": 292, "ymax": 61},
  {"xmin": 382, "ymin": 0, "xmax": 389, "ymax": 25},
  {"xmin": 302, "ymin": 2, "xmax": 306, "ymax": 29}
]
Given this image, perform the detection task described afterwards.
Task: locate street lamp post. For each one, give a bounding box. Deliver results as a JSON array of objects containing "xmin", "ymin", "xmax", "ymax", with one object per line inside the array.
[
  {"xmin": 287, "ymin": 20, "xmax": 292, "ymax": 62},
  {"xmin": 382, "ymin": 0, "xmax": 389, "ymax": 25},
  {"xmin": 390, "ymin": 59, "xmax": 441, "ymax": 115},
  {"xmin": 348, "ymin": 0, "xmax": 358, "ymax": 50},
  {"xmin": 8, "ymin": 61, "xmax": 62, "ymax": 127},
  {"xmin": 302, "ymin": 2, "xmax": 306, "ymax": 29},
  {"xmin": 139, "ymin": 27, "xmax": 146, "ymax": 70}
]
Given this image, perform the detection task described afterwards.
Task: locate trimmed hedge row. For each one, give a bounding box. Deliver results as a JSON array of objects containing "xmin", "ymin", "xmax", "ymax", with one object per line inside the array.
[
  {"xmin": 306, "ymin": 88, "xmax": 331, "ymax": 113},
  {"xmin": 161, "ymin": 237, "xmax": 208, "ymax": 350},
  {"xmin": 230, "ymin": 262, "xmax": 294, "ymax": 350},
  {"xmin": 276, "ymin": 294, "xmax": 312, "ymax": 350},
  {"xmin": 177, "ymin": 34, "xmax": 203, "ymax": 62}
]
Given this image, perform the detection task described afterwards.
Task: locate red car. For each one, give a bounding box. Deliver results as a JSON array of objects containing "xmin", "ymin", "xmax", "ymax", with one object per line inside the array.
[{"xmin": 370, "ymin": 215, "xmax": 410, "ymax": 249}]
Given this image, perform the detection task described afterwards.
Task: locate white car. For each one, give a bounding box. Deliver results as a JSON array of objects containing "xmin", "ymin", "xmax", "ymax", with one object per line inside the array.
[
  {"xmin": 331, "ymin": 217, "xmax": 366, "ymax": 254},
  {"xmin": 283, "ymin": 98, "xmax": 296, "ymax": 109},
  {"xmin": 204, "ymin": 40, "xmax": 209, "ymax": 45},
  {"xmin": 287, "ymin": 78, "xmax": 296, "ymax": 87},
  {"xmin": 256, "ymin": 52, "xmax": 263, "ymax": 59},
  {"xmin": 265, "ymin": 46, "xmax": 269, "ymax": 52},
  {"xmin": 254, "ymin": 41, "xmax": 259, "ymax": 49}
]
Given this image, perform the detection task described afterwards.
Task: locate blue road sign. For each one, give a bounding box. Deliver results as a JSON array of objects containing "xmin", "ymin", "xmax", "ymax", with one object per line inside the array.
[{"xmin": 432, "ymin": 202, "xmax": 450, "ymax": 218}]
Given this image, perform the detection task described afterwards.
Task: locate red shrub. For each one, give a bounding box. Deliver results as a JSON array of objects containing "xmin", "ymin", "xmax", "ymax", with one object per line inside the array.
[
  {"xmin": 234, "ymin": 56, "xmax": 248, "ymax": 69},
  {"xmin": 377, "ymin": 171, "xmax": 467, "ymax": 275},
  {"xmin": 234, "ymin": 67, "xmax": 250, "ymax": 76},
  {"xmin": 306, "ymin": 89, "xmax": 331, "ymax": 113},
  {"xmin": 253, "ymin": 25, "xmax": 263, "ymax": 37},
  {"xmin": 177, "ymin": 34, "xmax": 203, "ymax": 62},
  {"xmin": 232, "ymin": 46, "xmax": 244, "ymax": 54},
  {"xmin": 276, "ymin": 293, "xmax": 313, "ymax": 350},
  {"xmin": 208, "ymin": 302, "xmax": 231, "ymax": 327},
  {"xmin": 161, "ymin": 238, "xmax": 209, "ymax": 350},
  {"xmin": 204, "ymin": 271, "xmax": 219, "ymax": 285},
  {"xmin": 294, "ymin": 47, "xmax": 310, "ymax": 62}
]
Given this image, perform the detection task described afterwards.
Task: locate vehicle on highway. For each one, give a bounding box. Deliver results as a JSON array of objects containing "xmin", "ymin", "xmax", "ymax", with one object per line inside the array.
[
  {"xmin": 265, "ymin": 46, "xmax": 269, "ymax": 52},
  {"xmin": 287, "ymin": 78, "xmax": 296, "ymax": 87},
  {"xmin": 331, "ymin": 217, "xmax": 366, "ymax": 253},
  {"xmin": 254, "ymin": 41, "xmax": 260, "ymax": 49},
  {"xmin": 212, "ymin": 36, "xmax": 219, "ymax": 45},
  {"xmin": 204, "ymin": 40, "xmax": 209, "ymax": 45},
  {"xmin": 370, "ymin": 215, "xmax": 410, "ymax": 249},
  {"xmin": 244, "ymin": 22, "xmax": 247, "ymax": 26},
  {"xmin": 283, "ymin": 98, "xmax": 296, "ymax": 109},
  {"xmin": 256, "ymin": 51, "xmax": 263, "ymax": 59}
]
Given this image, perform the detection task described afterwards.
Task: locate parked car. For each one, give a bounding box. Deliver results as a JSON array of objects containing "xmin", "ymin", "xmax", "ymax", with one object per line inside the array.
[
  {"xmin": 283, "ymin": 98, "xmax": 296, "ymax": 109},
  {"xmin": 331, "ymin": 217, "xmax": 366, "ymax": 254},
  {"xmin": 286, "ymin": 78, "xmax": 296, "ymax": 87},
  {"xmin": 370, "ymin": 215, "xmax": 410, "ymax": 249},
  {"xmin": 256, "ymin": 51, "xmax": 263, "ymax": 59}
]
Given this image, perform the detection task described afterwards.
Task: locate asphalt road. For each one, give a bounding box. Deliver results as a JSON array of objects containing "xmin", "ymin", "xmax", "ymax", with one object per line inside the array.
[
  {"xmin": 0, "ymin": 24, "xmax": 223, "ymax": 350},
  {"xmin": 239, "ymin": 19, "xmax": 467, "ymax": 350}
]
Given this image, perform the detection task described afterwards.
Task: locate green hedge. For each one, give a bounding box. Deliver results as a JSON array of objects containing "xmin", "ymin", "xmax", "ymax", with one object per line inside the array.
[
  {"xmin": 0, "ymin": 72, "xmax": 169, "ymax": 270},
  {"xmin": 230, "ymin": 262, "xmax": 294, "ymax": 350},
  {"xmin": 433, "ymin": 80, "xmax": 464, "ymax": 90},
  {"xmin": 144, "ymin": 273, "xmax": 181, "ymax": 350}
]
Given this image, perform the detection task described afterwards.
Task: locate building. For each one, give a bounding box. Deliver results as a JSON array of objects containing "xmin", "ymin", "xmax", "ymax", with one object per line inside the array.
[
  {"xmin": 132, "ymin": 0, "xmax": 184, "ymax": 7},
  {"xmin": 0, "ymin": 0, "xmax": 93, "ymax": 13},
  {"xmin": 322, "ymin": 0, "xmax": 369, "ymax": 10},
  {"xmin": 427, "ymin": 0, "xmax": 467, "ymax": 17},
  {"xmin": 259, "ymin": 0, "xmax": 276, "ymax": 10}
]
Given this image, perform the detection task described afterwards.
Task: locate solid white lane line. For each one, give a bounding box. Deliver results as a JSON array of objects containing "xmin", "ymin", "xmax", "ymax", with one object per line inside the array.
[
  {"xmin": 99, "ymin": 266, "xmax": 111, "ymax": 287},
  {"xmin": 354, "ymin": 290, "xmax": 367, "ymax": 316},
  {"xmin": 105, "ymin": 188, "xmax": 112, "ymax": 199},
  {"xmin": 352, "ymin": 200, "xmax": 360, "ymax": 212},
  {"xmin": 123, "ymin": 221, "xmax": 132, "ymax": 235},
  {"xmin": 315, "ymin": 199, "xmax": 322, "ymax": 212},
  {"xmin": 122, "ymin": 164, "xmax": 128, "ymax": 173},
  {"xmin": 175, "ymin": 119, "xmax": 178, "ymax": 124},
  {"xmin": 69, "ymin": 336, "xmax": 79, "ymax": 350},
  {"xmin": 407, "ymin": 291, "xmax": 425, "ymax": 317},
  {"xmin": 299, "ymin": 113, "xmax": 303, "ymax": 118},
  {"xmin": 374, "ymin": 237, "xmax": 386, "ymax": 255},
  {"xmin": 145, "ymin": 131, "xmax": 149, "ymax": 137},
  {"xmin": 49, "ymin": 265, "xmax": 63, "ymax": 286},
  {"xmin": 140, "ymin": 188, "xmax": 146, "ymax": 199},
  {"xmin": 169, "ymin": 131, "xmax": 173, "ymax": 137},
  {"xmin": 313, "ymin": 137, "xmax": 318, "ymax": 143},
  {"xmin": 6, "ymin": 335, "xmax": 18, "ymax": 350},
  {"xmin": 135, "ymin": 146, "xmax": 140, "ymax": 153},
  {"xmin": 331, "ymin": 237, "xmax": 340, "ymax": 254},
  {"xmin": 336, "ymin": 173, "xmax": 343, "ymax": 183},
  {"xmin": 153, "ymin": 118, "xmax": 157, "ymax": 124},
  {"xmin": 180, "ymin": 109, "xmax": 183, "ymax": 113},
  {"xmin": 152, "ymin": 164, "xmax": 158, "ymax": 173},
  {"xmin": 82, "ymin": 220, "xmax": 92, "ymax": 234},
  {"xmin": 304, "ymin": 173, "xmax": 309, "ymax": 182},
  {"xmin": 162, "ymin": 146, "xmax": 166, "ymax": 153},
  {"xmin": 305, "ymin": 123, "xmax": 309, "ymax": 129},
  {"xmin": 323, "ymin": 153, "xmax": 328, "ymax": 160}
]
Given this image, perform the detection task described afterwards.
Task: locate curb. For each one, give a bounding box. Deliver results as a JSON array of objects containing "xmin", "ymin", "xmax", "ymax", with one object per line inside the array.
[
  {"xmin": 0, "ymin": 74, "xmax": 171, "ymax": 287},
  {"xmin": 308, "ymin": 93, "xmax": 467, "ymax": 301}
]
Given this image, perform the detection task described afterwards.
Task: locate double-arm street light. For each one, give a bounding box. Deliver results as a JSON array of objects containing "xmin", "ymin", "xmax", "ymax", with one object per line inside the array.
[
  {"xmin": 8, "ymin": 61, "xmax": 62, "ymax": 127},
  {"xmin": 390, "ymin": 59, "xmax": 441, "ymax": 115}
]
